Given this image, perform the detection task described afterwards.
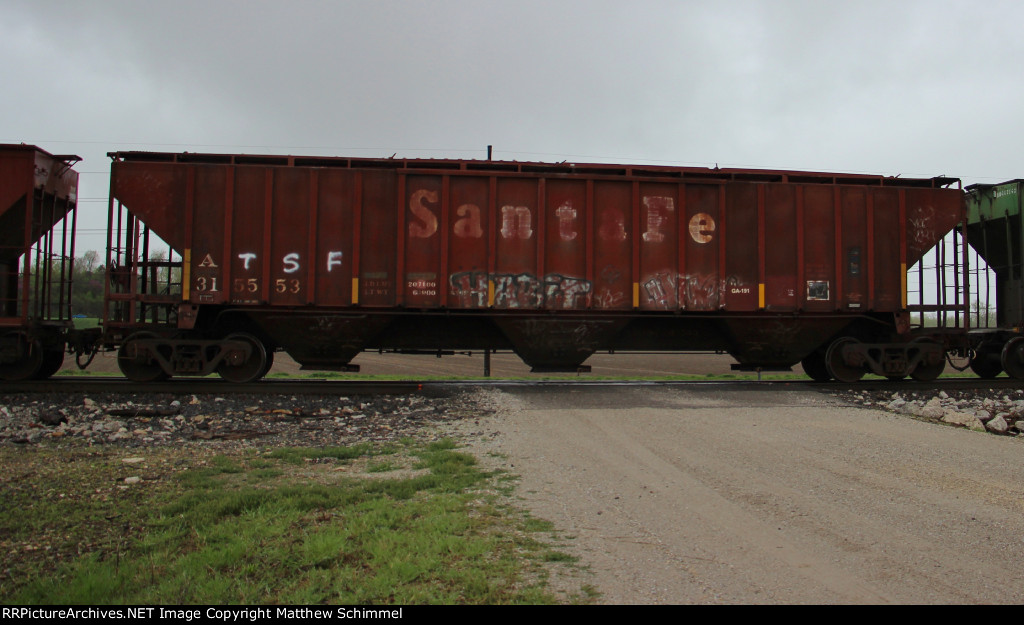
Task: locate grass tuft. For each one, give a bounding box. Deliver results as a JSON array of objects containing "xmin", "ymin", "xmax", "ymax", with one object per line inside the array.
[{"xmin": 0, "ymin": 439, "xmax": 589, "ymax": 604}]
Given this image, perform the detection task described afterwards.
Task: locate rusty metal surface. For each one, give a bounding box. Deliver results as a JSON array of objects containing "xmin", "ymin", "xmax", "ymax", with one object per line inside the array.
[
  {"xmin": 0, "ymin": 144, "xmax": 80, "ymax": 328},
  {"xmin": 0, "ymin": 145, "xmax": 79, "ymax": 260},
  {"xmin": 109, "ymin": 153, "xmax": 961, "ymax": 313},
  {"xmin": 105, "ymin": 151, "xmax": 964, "ymax": 370}
]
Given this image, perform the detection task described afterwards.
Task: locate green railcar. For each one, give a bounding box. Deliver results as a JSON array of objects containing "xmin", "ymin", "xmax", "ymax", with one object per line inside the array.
[{"xmin": 964, "ymin": 180, "xmax": 1024, "ymax": 378}]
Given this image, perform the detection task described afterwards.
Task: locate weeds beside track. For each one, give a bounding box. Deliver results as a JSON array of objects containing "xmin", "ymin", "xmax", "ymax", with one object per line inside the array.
[{"xmin": 0, "ymin": 439, "xmax": 590, "ymax": 604}]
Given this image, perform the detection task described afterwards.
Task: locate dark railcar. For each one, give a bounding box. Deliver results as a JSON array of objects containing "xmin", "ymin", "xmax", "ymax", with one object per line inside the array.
[
  {"xmin": 103, "ymin": 151, "xmax": 964, "ymax": 382},
  {"xmin": 962, "ymin": 180, "xmax": 1024, "ymax": 379},
  {"xmin": 0, "ymin": 144, "xmax": 80, "ymax": 380}
]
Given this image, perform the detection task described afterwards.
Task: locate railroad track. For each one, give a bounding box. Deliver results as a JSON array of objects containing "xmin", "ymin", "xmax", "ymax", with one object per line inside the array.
[{"xmin": 1, "ymin": 376, "xmax": 1019, "ymax": 396}]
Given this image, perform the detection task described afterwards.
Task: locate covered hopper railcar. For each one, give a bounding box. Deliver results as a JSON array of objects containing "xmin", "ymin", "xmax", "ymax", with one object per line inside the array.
[
  {"xmin": 0, "ymin": 144, "xmax": 81, "ymax": 381},
  {"xmin": 101, "ymin": 151, "xmax": 965, "ymax": 382},
  {"xmin": 962, "ymin": 180, "xmax": 1024, "ymax": 379}
]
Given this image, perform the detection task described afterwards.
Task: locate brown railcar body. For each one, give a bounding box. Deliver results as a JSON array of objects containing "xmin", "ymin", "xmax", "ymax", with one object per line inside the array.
[
  {"xmin": 0, "ymin": 144, "xmax": 80, "ymax": 380},
  {"xmin": 102, "ymin": 151, "xmax": 964, "ymax": 380}
]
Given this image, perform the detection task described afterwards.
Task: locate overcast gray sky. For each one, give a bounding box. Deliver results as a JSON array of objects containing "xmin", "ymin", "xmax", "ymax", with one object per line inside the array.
[{"xmin": 3, "ymin": 0, "xmax": 1022, "ymax": 252}]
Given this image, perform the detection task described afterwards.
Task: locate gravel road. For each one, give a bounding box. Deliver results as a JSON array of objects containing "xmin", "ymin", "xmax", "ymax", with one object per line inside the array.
[
  {"xmin": 448, "ymin": 385, "xmax": 1024, "ymax": 604},
  {"xmin": 25, "ymin": 348, "xmax": 1024, "ymax": 603}
]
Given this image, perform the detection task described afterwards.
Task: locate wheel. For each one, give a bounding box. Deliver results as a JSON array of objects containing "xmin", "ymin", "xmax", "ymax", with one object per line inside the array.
[
  {"xmin": 801, "ymin": 350, "xmax": 832, "ymax": 382},
  {"xmin": 825, "ymin": 337, "xmax": 865, "ymax": 383},
  {"xmin": 0, "ymin": 333, "xmax": 43, "ymax": 381},
  {"xmin": 118, "ymin": 332, "xmax": 169, "ymax": 382},
  {"xmin": 216, "ymin": 333, "xmax": 268, "ymax": 383},
  {"xmin": 33, "ymin": 349, "xmax": 66, "ymax": 380},
  {"xmin": 260, "ymin": 348, "xmax": 275, "ymax": 379},
  {"xmin": 1000, "ymin": 337, "xmax": 1024, "ymax": 380},
  {"xmin": 969, "ymin": 352, "xmax": 1002, "ymax": 379},
  {"xmin": 909, "ymin": 339, "xmax": 945, "ymax": 382}
]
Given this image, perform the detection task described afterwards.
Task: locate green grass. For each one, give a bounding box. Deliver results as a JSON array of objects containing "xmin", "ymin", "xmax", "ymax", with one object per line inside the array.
[
  {"xmin": 265, "ymin": 443, "xmax": 381, "ymax": 465},
  {"xmin": 366, "ymin": 460, "xmax": 401, "ymax": 473},
  {"xmin": 0, "ymin": 440, "xmax": 588, "ymax": 604},
  {"xmin": 55, "ymin": 368, "xmax": 122, "ymax": 377},
  {"xmin": 72, "ymin": 317, "xmax": 101, "ymax": 330}
]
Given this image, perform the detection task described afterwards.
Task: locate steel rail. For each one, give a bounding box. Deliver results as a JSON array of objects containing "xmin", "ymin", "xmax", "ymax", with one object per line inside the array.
[{"xmin": 1, "ymin": 376, "xmax": 1020, "ymax": 396}]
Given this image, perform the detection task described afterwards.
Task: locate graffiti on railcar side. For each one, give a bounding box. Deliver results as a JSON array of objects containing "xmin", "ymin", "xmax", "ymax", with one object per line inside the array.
[
  {"xmin": 493, "ymin": 273, "xmax": 548, "ymax": 308},
  {"xmin": 472, "ymin": 267, "xmax": 742, "ymax": 311},
  {"xmin": 642, "ymin": 272, "xmax": 676, "ymax": 308},
  {"xmin": 594, "ymin": 265, "xmax": 627, "ymax": 308},
  {"xmin": 449, "ymin": 271, "xmax": 488, "ymax": 307},
  {"xmin": 599, "ymin": 265, "xmax": 623, "ymax": 284},
  {"xmin": 595, "ymin": 288, "xmax": 627, "ymax": 308},
  {"xmin": 492, "ymin": 273, "xmax": 541, "ymax": 308},
  {"xmin": 806, "ymin": 280, "xmax": 830, "ymax": 301},
  {"xmin": 448, "ymin": 271, "xmax": 593, "ymax": 309},
  {"xmin": 543, "ymin": 274, "xmax": 593, "ymax": 309},
  {"xmin": 638, "ymin": 271, "xmax": 725, "ymax": 310},
  {"xmin": 907, "ymin": 205, "xmax": 936, "ymax": 253},
  {"xmin": 680, "ymin": 273, "xmax": 720, "ymax": 309},
  {"xmin": 724, "ymin": 275, "xmax": 747, "ymax": 295}
]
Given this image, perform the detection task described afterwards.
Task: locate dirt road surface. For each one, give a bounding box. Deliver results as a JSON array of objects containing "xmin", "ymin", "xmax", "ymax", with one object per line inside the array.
[
  {"xmin": 450, "ymin": 385, "xmax": 1024, "ymax": 604},
  {"xmin": 68, "ymin": 350, "xmax": 752, "ymax": 379}
]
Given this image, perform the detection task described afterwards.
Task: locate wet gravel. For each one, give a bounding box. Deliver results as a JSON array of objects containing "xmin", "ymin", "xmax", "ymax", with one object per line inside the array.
[
  {"xmin": 3, "ymin": 385, "xmax": 1021, "ymax": 452},
  {"xmin": 834, "ymin": 387, "xmax": 1024, "ymax": 435},
  {"xmin": 0, "ymin": 390, "xmax": 491, "ymax": 449}
]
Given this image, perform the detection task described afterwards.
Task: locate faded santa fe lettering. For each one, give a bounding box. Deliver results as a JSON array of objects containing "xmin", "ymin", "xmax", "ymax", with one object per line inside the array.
[
  {"xmin": 453, "ymin": 203, "xmax": 483, "ymax": 238},
  {"xmin": 555, "ymin": 202, "xmax": 578, "ymax": 241},
  {"xmin": 237, "ymin": 252, "xmax": 257, "ymax": 270},
  {"xmin": 500, "ymin": 206, "xmax": 533, "ymax": 240},
  {"xmin": 688, "ymin": 212, "xmax": 716, "ymax": 244},
  {"xmin": 642, "ymin": 196, "xmax": 674, "ymax": 242},
  {"xmin": 408, "ymin": 189, "xmax": 439, "ymax": 238}
]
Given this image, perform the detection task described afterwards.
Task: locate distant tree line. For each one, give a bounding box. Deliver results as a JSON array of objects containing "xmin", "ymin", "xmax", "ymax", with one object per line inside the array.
[
  {"xmin": 63, "ymin": 250, "xmax": 179, "ymax": 319},
  {"xmin": 70, "ymin": 250, "xmax": 104, "ymax": 318}
]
